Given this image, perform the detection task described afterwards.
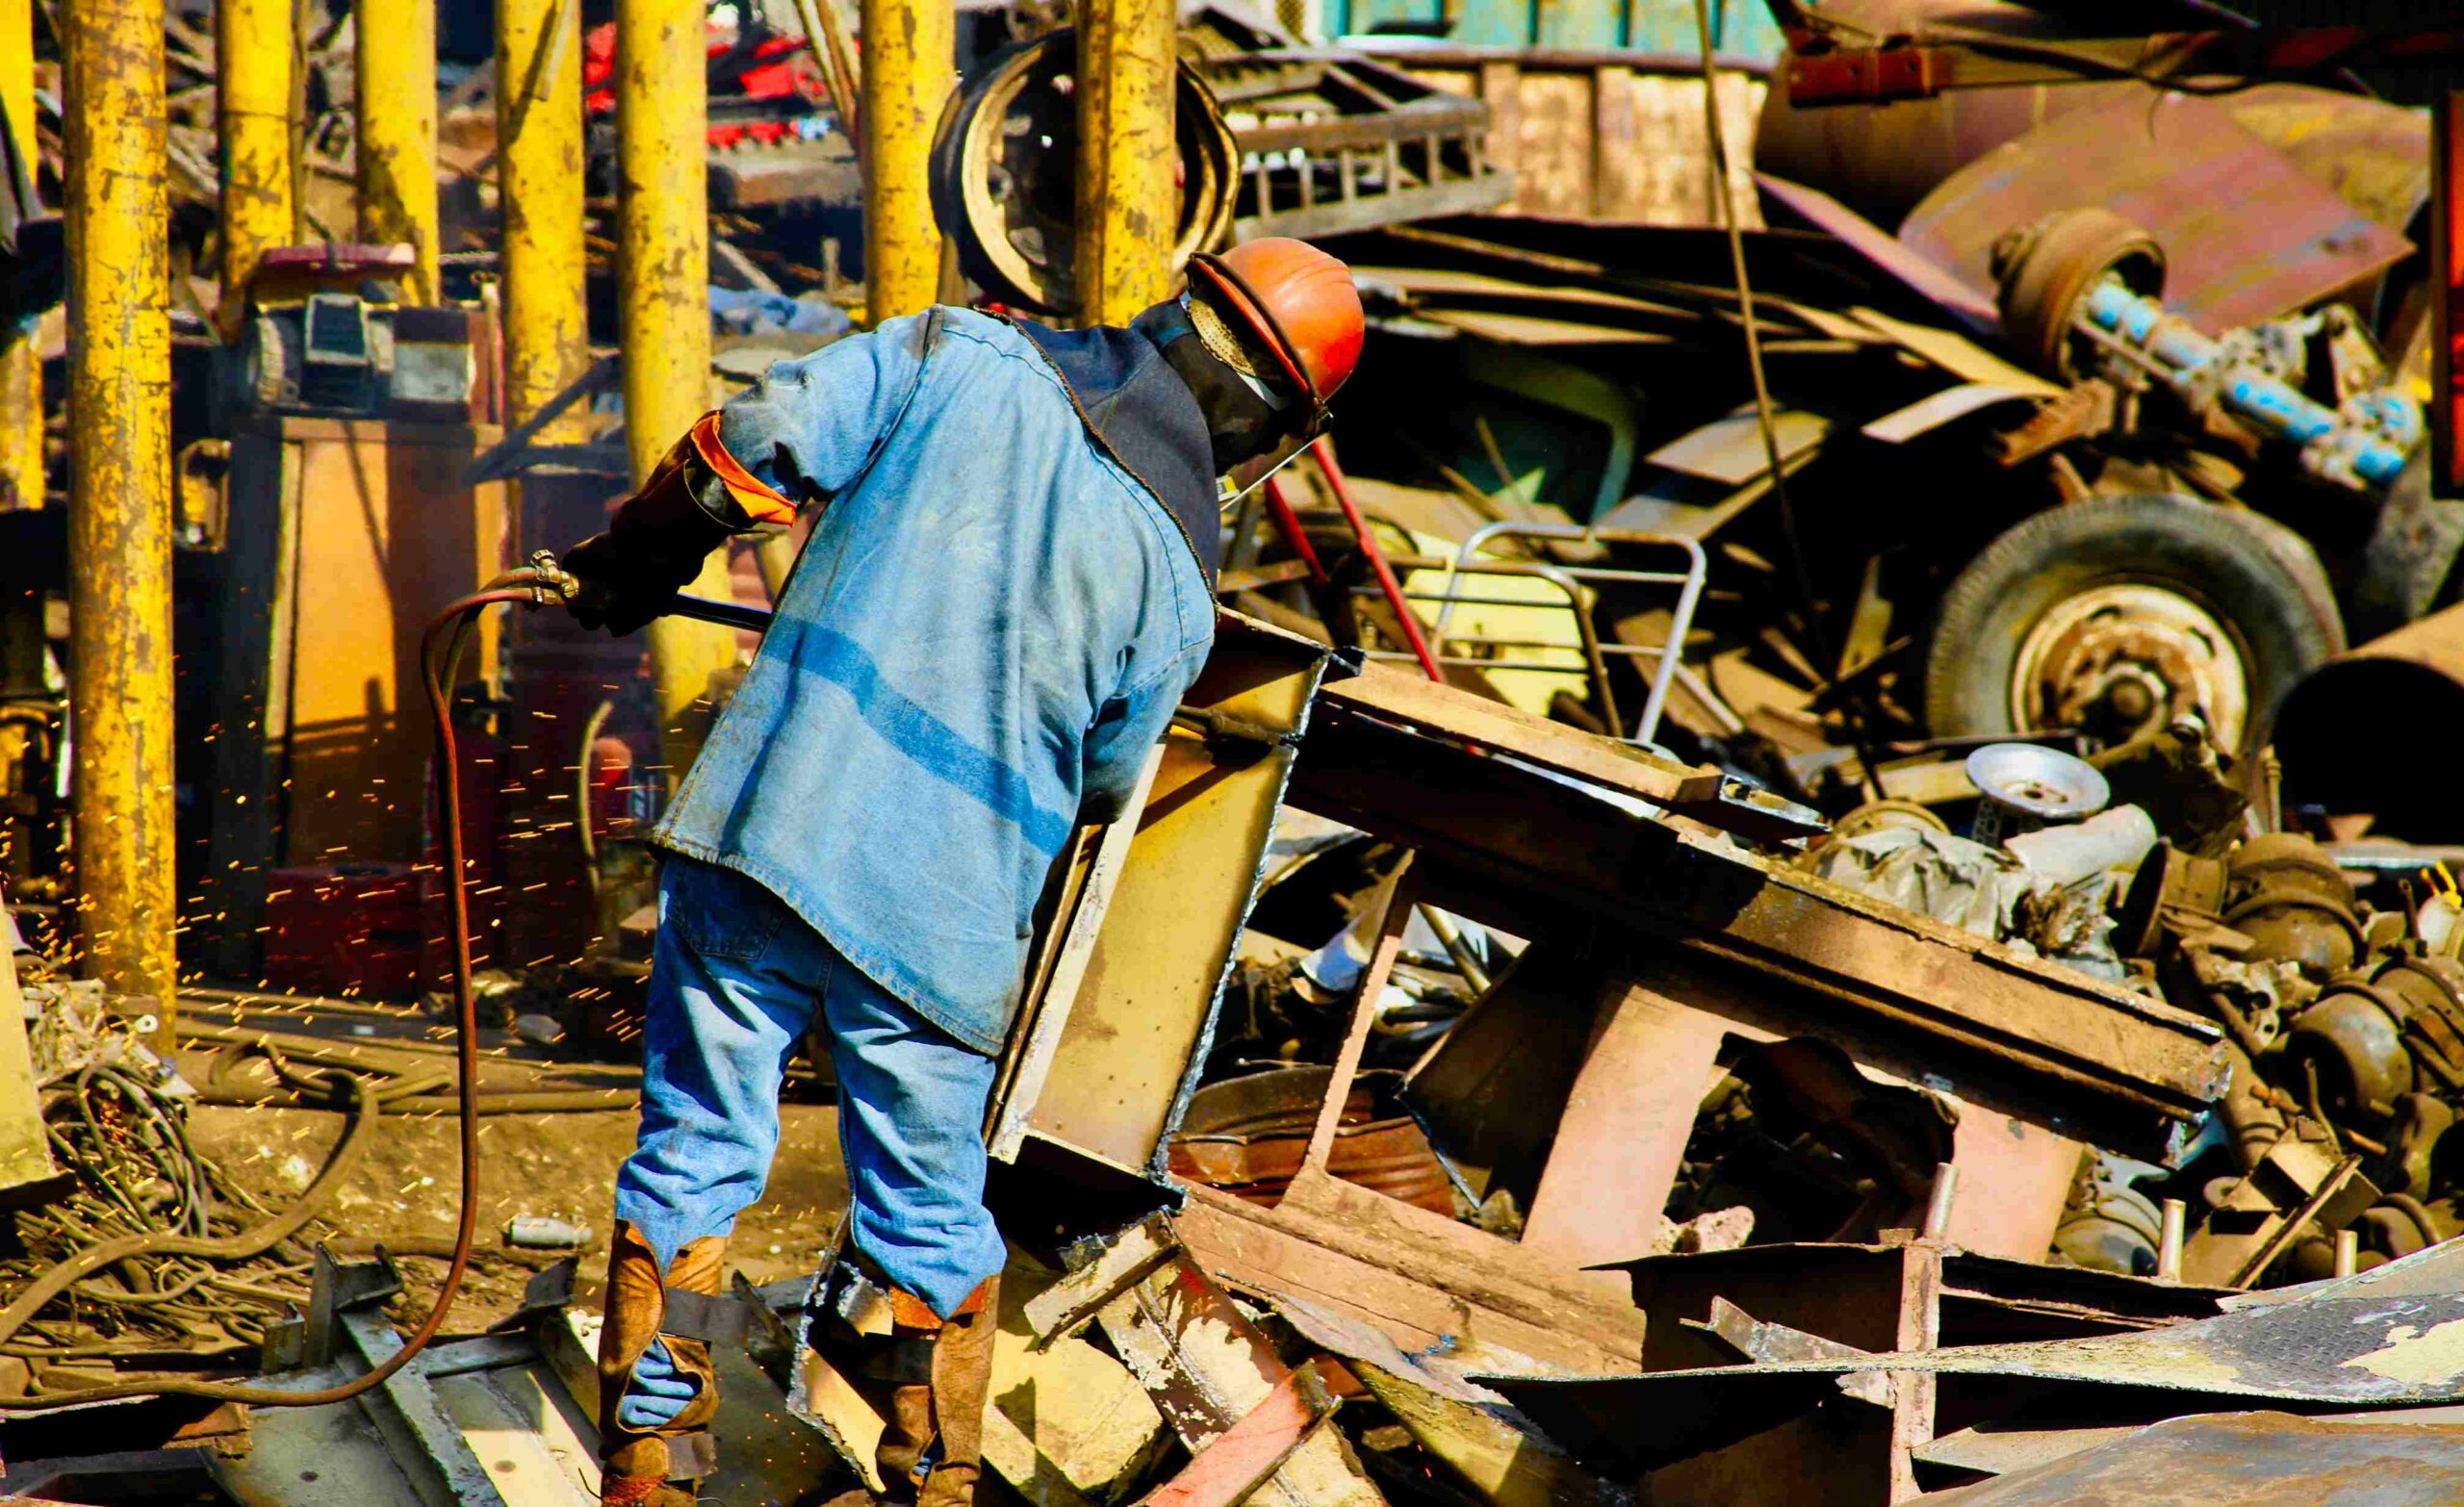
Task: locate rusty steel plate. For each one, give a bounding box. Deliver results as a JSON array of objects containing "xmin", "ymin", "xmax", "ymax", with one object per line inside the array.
[
  {"xmin": 1757, "ymin": 172, "xmax": 2002, "ymax": 331},
  {"xmin": 1488, "ymin": 1289, "xmax": 2464, "ymax": 1408},
  {"xmin": 1897, "ymin": 92, "xmax": 2412, "ymax": 337},
  {"xmin": 1922, "ymin": 1411, "xmax": 2464, "ymax": 1506}
]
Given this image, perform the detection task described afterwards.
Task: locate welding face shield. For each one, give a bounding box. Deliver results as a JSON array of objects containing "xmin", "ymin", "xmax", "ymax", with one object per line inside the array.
[
  {"xmin": 1182, "ymin": 242, "xmax": 1362, "ymax": 506},
  {"xmin": 1138, "ymin": 295, "xmax": 1304, "ymax": 496}
]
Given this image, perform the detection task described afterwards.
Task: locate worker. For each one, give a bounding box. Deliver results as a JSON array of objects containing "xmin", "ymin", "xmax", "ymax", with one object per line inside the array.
[{"xmin": 562, "ymin": 238, "xmax": 1364, "ymax": 1507}]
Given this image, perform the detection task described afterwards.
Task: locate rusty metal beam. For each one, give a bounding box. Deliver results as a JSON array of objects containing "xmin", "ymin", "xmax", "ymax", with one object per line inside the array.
[
  {"xmin": 216, "ymin": 0, "xmax": 293, "ymax": 328},
  {"xmin": 64, "ymin": 0, "xmax": 179, "ymax": 1038},
  {"xmin": 354, "ymin": 0, "xmax": 439, "ymax": 301},
  {"xmin": 1291, "ymin": 692, "xmax": 2226, "ymax": 1159},
  {"xmin": 1314, "ymin": 665, "xmax": 1823, "ymax": 840},
  {"xmin": 616, "ymin": 0, "xmax": 736, "ymax": 778},
  {"xmin": 1075, "ymin": 0, "xmax": 1180, "ymax": 325},
  {"xmin": 1018, "ymin": 614, "xmax": 1328, "ymax": 1175},
  {"xmin": 860, "ymin": 0, "xmax": 950, "ymax": 322}
]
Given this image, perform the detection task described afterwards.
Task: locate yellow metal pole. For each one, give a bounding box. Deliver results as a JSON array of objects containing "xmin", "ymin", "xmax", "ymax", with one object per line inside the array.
[
  {"xmin": 1075, "ymin": 0, "xmax": 1178, "ymax": 325},
  {"xmin": 498, "ymin": 0, "xmax": 589, "ymax": 433},
  {"xmin": 64, "ymin": 0, "xmax": 179, "ymax": 1038},
  {"xmin": 217, "ymin": 0, "xmax": 295, "ymax": 333},
  {"xmin": 355, "ymin": 0, "xmax": 440, "ymax": 302},
  {"xmin": 860, "ymin": 0, "xmax": 951, "ymax": 323},
  {"xmin": 0, "ymin": 0, "xmax": 39, "ymax": 507},
  {"xmin": 617, "ymin": 0, "xmax": 734, "ymax": 779}
]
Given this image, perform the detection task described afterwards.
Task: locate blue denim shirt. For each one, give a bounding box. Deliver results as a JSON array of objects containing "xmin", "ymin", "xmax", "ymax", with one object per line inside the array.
[{"xmin": 654, "ymin": 308, "xmax": 1217, "ymax": 1056}]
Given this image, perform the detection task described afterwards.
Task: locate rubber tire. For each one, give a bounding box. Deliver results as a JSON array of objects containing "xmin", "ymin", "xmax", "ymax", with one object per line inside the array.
[{"xmin": 1921, "ymin": 495, "xmax": 2345, "ymax": 754}]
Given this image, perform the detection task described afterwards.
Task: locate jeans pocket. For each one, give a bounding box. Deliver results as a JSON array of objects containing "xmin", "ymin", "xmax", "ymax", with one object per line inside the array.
[{"xmin": 661, "ymin": 858, "xmax": 790, "ymax": 963}]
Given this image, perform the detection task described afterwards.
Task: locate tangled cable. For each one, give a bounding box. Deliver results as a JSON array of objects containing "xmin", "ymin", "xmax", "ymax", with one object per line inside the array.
[{"xmin": 0, "ymin": 564, "xmax": 575, "ymax": 1409}]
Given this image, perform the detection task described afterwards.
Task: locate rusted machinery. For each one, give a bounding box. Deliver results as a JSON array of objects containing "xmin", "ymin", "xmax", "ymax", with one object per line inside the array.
[
  {"xmin": 809, "ymin": 610, "xmax": 2233, "ymax": 1379},
  {"xmin": 742, "ymin": 609, "xmax": 2260, "ymax": 1505}
]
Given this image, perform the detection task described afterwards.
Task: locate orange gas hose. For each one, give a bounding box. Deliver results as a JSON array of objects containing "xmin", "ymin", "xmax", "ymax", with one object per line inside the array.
[{"xmin": 0, "ymin": 570, "xmax": 566, "ymax": 1409}]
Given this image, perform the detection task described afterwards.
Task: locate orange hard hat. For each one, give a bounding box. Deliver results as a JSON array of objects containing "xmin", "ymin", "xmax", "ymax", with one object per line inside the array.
[{"xmin": 1187, "ymin": 238, "xmax": 1364, "ymax": 420}]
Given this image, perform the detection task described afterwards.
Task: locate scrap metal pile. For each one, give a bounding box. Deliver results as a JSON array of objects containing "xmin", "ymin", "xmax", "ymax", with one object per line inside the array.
[
  {"xmin": 13, "ymin": 2, "xmax": 2464, "ymax": 1503},
  {"xmin": 0, "ymin": 968, "xmax": 321, "ymax": 1383}
]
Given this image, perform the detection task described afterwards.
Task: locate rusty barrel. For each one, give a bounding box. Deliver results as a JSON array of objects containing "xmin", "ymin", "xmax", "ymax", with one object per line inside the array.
[{"xmin": 2272, "ymin": 603, "xmax": 2464, "ymax": 841}]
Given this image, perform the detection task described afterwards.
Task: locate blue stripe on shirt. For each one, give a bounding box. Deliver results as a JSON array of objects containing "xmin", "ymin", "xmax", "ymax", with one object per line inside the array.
[{"xmin": 790, "ymin": 626, "xmax": 1075, "ymax": 856}]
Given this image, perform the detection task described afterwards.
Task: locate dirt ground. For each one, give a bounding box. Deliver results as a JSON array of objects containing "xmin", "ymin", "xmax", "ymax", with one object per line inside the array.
[{"xmin": 186, "ymin": 1098, "xmax": 849, "ymax": 1330}]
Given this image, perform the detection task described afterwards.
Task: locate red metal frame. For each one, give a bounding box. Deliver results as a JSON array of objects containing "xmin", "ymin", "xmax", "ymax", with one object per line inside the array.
[{"xmin": 1257, "ymin": 441, "xmax": 1446, "ymax": 683}]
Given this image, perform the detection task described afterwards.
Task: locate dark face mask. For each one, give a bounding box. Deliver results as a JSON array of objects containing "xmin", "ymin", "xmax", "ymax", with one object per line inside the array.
[{"xmin": 1158, "ymin": 331, "xmax": 1300, "ymax": 474}]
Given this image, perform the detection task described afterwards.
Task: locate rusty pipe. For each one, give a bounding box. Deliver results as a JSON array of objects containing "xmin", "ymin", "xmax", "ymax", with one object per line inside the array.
[
  {"xmin": 616, "ymin": 0, "xmax": 737, "ymax": 780},
  {"xmin": 1074, "ymin": 0, "xmax": 1178, "ymax": 325},
  {"xmin": 860, "ymin": 0, "xmax": 951, "ymax": 322},
  {"xmin": 2272, "ymin": 603, "xmax": 2464, "ymax": 844},
  {"xmin": 64, "ymin": 0, "xmax": 179, "ymax": 1044},
  {"xmin": 497, "ymin": 0, "xmax": 590, "ymax": 436},
  {"xmin": 0, "ymin": 0, "xmax": 39, "ymax": 507},
  {"xmin": 216, "ymin": 0, "xmax": 294, "ymax": 331},
  {"xmin": 355, "ymin": 0, "xmax": 440, "ymax": 301}
]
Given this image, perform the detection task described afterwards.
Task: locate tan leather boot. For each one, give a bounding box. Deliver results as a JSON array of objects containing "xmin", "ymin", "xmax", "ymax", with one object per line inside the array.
[
  {"xmin": 800, "ymin": 1255, "xmax": 999, "ymax": 1506},
  {"xmin": 876, "ymin": 1277, "xmax": 998, "ymax": 1507},
  {"xmin": 599, "ymin": 1220, "xmax": 751, "ymax": 1507}
]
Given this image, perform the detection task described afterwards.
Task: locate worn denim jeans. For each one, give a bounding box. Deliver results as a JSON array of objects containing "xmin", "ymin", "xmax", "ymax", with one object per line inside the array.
[{"xmin": 611, "ymin": 855, "xmax": 1008, "ymax": 1428}]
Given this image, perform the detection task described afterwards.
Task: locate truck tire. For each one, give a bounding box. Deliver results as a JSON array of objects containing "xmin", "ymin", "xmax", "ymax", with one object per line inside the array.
[{"xmin": 1921, "ymin": 495, "xmax": 2344, "ymax": 754}]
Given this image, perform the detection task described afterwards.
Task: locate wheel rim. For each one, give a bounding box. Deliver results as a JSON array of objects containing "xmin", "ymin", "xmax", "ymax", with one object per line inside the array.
[
  {"xmin": 2008, "ymin": 582, "xmax": 2251, "ymax": 750},
  {"xmin": 948, "ymin": 36, "xmax": 1236, "ymax": 313}
]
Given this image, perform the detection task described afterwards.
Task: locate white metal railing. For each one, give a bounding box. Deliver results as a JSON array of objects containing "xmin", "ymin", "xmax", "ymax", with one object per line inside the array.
[{"xmin": 1349, "ymin": 524, "xmax": 1710, "ymax": 748}]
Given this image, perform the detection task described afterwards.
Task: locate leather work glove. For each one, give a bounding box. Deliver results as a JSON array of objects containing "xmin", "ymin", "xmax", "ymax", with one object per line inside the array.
[{"xmin": 562, "ymin": 413, "xmax": 792, "ymax": 636}]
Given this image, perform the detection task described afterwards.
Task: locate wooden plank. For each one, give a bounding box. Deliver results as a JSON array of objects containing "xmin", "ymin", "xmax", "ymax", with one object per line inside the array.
[
  {"xmin": 1175, "ymin": 1187, "xmax": 1637, "ymax": 1375},
  {"xmin": 1136, "ymin": 1372, "xmax": 1327, "ymax": 1507},
  {"xmin": 1303, "ymin": 857, "xmax": 1417, "ymax": 1171},
  {"xmin": 1022, "ymin": 1213, "xmax": 1180, "ymax": 1342},
  {"xmin": 1511, "ymin": 69, "xmax": 1594, "ymax": 217},
  {"xmin": 1354, "ymin": 1364, "xmax": 1625, "ymax": 1507},
  {"xmin": 1476, "ymin": 62, "xmax": 1522, "ymax": 178},
  {"xmin": 1591, "ymin": 64, "xmax": 1643, "ymax": 218},
  {"xmin": 1279, "ymin": 1162, "xmax": 1637, "ymax": 1327},
  {"xmin": 1095, "ymin": 1255, "xmax": 1380, "ymax": 1507},
  {"xmin": 1318, "ymin": 664, "xmax": 1724, "ymax": 808}
]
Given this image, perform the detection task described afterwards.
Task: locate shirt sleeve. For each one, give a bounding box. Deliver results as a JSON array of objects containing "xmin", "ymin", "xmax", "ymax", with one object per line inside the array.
[
  {"xmin": 1079, "ymin": 646, "xmax": 1202, "ymax": 824},
  {"xmin": 716, "ymin": 309, "xmax": 937, "ymax": 509}
]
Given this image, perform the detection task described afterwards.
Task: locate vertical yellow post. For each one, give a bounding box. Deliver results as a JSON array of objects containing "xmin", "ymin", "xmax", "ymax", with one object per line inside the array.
[
  {"xmin": 64, "ymin": 0, "xmax": 180, "ymax": 1036},
  {"xmin": 0, "ymin": 0, "xmax": 39, "ymax": 507},
  {"xmin": 217, "ymin": 0, "xmax": 295, "ymax": 331},
  {"xmin": 860, "ymin": 0, "xmax": 951, "ymax": 323},
  {"xmin": 617, "ymin": 0, "xmax": 733, "ymax": 778},
  {"xmin": 356, "ymin": 0, "xmax": 440, "ymax": 302},
  {"xmin": 1075, "ymin": 0, "xmax": 1178, "ymax": 325},
  {"xmin": 498, "ymin": 0, "xmax": 589, "ymax": 433}
]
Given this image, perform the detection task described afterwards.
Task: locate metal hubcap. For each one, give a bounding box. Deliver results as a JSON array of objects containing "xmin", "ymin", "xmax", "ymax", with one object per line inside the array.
[{"xmin": 2011, "ymin": 583, "xmax": 2250, "ymax": 749}]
